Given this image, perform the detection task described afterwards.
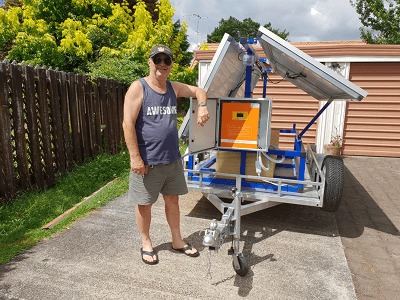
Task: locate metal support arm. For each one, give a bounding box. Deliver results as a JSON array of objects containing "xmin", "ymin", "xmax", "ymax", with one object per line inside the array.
[{"xmin": 298, "ymin": 99, "xmax": 333, "ymax": 139}]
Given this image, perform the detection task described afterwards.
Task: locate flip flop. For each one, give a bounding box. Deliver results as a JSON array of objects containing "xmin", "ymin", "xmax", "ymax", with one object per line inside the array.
[
  {"xmin": 172, "ymin": 243, "xmax": 200, "ymax": 257},
  {"xmin": 141, "ymin": 248, "xmax": 159, "ymax": 265}
]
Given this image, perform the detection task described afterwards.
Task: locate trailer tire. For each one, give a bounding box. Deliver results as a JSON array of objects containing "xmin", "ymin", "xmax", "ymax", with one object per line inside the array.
[
  {"xmin": 321, "ymin": 156, "xmax": 344, "ymax": 212},
  {"xmin": 233, "ymin": 255, "xmax": 249, "ymax": 277}
]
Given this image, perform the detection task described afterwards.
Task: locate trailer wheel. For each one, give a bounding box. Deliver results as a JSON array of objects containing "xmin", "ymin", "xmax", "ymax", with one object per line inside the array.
[
  {"xmin": 321, "ymin": 156, "xmax": 344, "ymax": 212},
  {"xmin": 233, "ymin": 255, "xmax": 249, "ymax": 277}
]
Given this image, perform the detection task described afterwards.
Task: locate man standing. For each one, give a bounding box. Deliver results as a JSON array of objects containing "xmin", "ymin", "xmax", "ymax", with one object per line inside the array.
[{"xmin": 123, "ymin": 45, "xmax": 210, "ymax": 265}]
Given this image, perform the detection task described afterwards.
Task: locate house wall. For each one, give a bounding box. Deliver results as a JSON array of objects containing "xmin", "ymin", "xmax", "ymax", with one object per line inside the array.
[
  {"xmin": 194, "ymin": 42, "xmax": 400, "ymax": 157},
  {"xmin": 344, "ymin": 62, "xmax": 400, "ymax": 157}
]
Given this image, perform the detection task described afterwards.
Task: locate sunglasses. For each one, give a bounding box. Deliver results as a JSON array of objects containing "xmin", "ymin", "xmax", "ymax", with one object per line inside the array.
[{"xmin": 152, "ymin": 55, "xmax": 172, "ymax": 66}]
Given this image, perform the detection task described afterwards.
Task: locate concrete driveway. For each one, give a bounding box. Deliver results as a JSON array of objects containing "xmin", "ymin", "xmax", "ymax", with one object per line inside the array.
[{"xmin": 0, "ymin": 187, "xmax": 356, "ymax": 300}]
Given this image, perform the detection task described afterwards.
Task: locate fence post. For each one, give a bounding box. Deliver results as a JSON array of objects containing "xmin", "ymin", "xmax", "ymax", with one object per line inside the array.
[
  {"xmin": 99, "ymin": 78, "xmax": 110, "ymax": 153},
  {"xmin": 10, "ymin": 63, "xmax": 30, "ymax": 190},
  {"xmin": 84, "ymin": 76, "xmax": 97, "ymax": 157},
  {"xmin": 68, "ymin": 72, "xmax": 83, "ymax": 165},
  {"xmin": 111, "ymin": 81, "xmax": 120, "ymax": 152},
  {"xmin": 36, "ymin": 66, "xmax": 55, "ymax": 187},
  {"xmin": 118, "ymin": 83, "xmax": 123, "ymax": 148},
  {"xmin": 59, "ymin": 71, "xmax": 74, "ymax": 169},
  {"xmin": 77, "ymin": 74, "xmax": 90, "ymax": 160},
  {"xmin": 93, "ymin": 78, "xmax": 102, "ymax": 153},
  {"xmin": 23, "ymin": 64, "xmax": 45, "ymax": 190},
  {"xmin": 106, "ymin": 79, "xmax": 116, "ymax": 154},
  {"xmin": 0, "ymin": 63, "xmax": 16, "ymax": 199},
  {"xmin": 48, "ymin": 69, "xmax": 66, "ymax": 173}
]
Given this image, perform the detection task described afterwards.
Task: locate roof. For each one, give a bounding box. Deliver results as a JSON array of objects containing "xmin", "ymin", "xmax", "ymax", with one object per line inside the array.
[{"xmin": 193, "ymin": 40, "xmax": 400, "ymax": 64}]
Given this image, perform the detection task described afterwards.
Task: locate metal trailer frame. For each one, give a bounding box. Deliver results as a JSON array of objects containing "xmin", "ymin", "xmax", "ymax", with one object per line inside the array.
[{"xmin": 182, "ymin": 26, "xmax": 368, "ymax": 278}]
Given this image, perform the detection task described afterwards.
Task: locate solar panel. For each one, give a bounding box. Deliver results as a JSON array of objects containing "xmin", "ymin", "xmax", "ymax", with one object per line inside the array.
[
  {"xmin": 256, "ymin": 26, "xmax": 368, "ymax": 101},
  {"xmin": 200, "ymin": 33, "xmax": 261, "ymax": 98}
]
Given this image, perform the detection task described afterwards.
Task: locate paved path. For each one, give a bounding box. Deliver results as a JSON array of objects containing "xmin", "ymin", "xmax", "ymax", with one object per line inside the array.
[
  {"xmin": 0, "ymin": 156, "xmax": 399, "ymax": 299},
  {"xmin": 336, "ymin": 156, "xmax": 400, "ymax": 300}
]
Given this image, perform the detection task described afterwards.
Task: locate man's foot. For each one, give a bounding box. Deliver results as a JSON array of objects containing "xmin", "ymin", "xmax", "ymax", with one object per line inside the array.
[
  {"xmin": 140, "ymin": 248, "xmax": 159, "ymax": 265},
  {"xmin": 172, "ymin": 243, "xmax": 199, "ymax": 257}
]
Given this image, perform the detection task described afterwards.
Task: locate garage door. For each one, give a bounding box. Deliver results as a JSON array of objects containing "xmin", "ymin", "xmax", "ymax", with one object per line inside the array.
[{"xmin": 344, "ymin": 63, "xmax": 400, "ymax": 157}]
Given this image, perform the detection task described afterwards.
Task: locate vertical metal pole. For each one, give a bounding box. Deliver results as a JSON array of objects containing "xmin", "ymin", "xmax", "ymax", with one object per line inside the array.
[
  {"xmin": 240, "ymin": 151, "xmax": 247, "ymax": 187},
  {"xmin": 263, "ymin": 73, "xmax": 267, "ymax": 98},
  {"xmin": 297, "ymin": 156, "xmax": 306, "ymax": 190},
  {"xmin": 244, "ymin": 48, "xmax": 253, "ymax": 98},
  {"xmin": 188, "ymin": 155, "xmax": 194, "ymax": 177},
  {"xmin": 233, "ymin": 188, "xmax": 242, "ymax": 252}
]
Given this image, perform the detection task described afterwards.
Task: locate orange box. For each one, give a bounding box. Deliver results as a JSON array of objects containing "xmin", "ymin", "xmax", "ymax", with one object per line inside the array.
[{"xmin": 220, "ymin": 102, "xmax": 260, "ymax": 149}]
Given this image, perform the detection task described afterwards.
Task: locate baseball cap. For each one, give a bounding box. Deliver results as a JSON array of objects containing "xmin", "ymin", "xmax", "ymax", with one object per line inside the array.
[{"xmin": 149, "ymin": 44, "xmax": 174, "ymax": 60}]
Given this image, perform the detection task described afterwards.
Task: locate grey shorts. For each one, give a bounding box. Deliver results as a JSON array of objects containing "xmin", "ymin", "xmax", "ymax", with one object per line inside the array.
[{"xmin": 128, "ymin": 158, "xmax": 188, "ymax": 205}]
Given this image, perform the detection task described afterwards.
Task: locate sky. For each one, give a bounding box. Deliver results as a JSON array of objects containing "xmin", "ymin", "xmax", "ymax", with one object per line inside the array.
[{"xmin": 170, "ymin": 0, "xmax": 365, "ymax": 52}]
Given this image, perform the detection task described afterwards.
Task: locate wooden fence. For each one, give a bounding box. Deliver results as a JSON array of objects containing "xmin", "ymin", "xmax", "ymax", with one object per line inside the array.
[{"xmin": 0, "ymin": 60, "xmax": 127, "ymax": 203}]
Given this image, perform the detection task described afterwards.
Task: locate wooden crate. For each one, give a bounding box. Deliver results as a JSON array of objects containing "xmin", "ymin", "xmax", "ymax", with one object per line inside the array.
[{"xmin": 216, "ymin": 129, "xmax": 280, "ymax": 181}]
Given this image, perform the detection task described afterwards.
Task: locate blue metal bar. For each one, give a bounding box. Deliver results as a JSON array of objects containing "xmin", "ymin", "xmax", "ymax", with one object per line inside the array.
[
  {"xmin": 246, "ymin": 38, "xmax": 257, "ymax": 44},
  {"xmin": 245, "ymin": 64, "xmax": 252, "ymax": 98},
  {"xmin": 189, "ymin": 176, "xmax": 299, "ymax": 192},
  {"xmin": 263, "ymin": 72, "xmax": 267, "ymax": 98},
  {"xmin": 240, "ymin": 151, "xmax": 247, "ymax": 186},
  {"xmin": 201, "ymin": 168, "xmax": 216, "ymax": 172},
  {"xmin": 267, "ymin": 149, "xmax": 302, "ymax": 157},
  {"xmin": 280, "ymin": 124, "xmax": 296, "ymax": 134},
  {"xmin": 196, "ymin": 155, "xmax": 216, "ymax": 170},
  {"xmin": 297, "ymin": 156, "xmax": 306, "ymax": 190},
  {"xmin": 275, "ymin": 163, "xmax": 296, "ymax": 169},
  {"xmin": 298, "ymin": 99, "xmax": 333, "ymax": 139},
  {"xmin": 188, "ymin": 155, "xmax": 194, "ymax": 177},
  {"xmin": 294, "ymin": 132, "xmax": 302, "ymax": 151},
  {"xmin": 244, "ymin": 46, "xmax": 253, "ymax": 98},
  {"xmin": 239, "ymin": 38, "xmax": 254, "ymax": 99}
]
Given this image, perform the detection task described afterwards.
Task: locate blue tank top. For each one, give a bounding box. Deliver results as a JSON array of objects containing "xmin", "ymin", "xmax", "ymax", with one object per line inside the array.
[{"xmin": 135, "ymin": 78, "xmax": 180, "ymax": 165}]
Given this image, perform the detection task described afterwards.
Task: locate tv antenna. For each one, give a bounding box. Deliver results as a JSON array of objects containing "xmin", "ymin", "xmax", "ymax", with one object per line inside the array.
[{"xmin": 184, "ymin": 14, "xmax": 208, "ymax": 45}]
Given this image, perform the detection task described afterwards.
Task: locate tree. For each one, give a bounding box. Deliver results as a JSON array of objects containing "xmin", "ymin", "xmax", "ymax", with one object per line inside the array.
[
  {"xmin": 88, "ymin": 0, "xmax": 196, "ymax": 85},
  {"xmin": 351, "ymin": 0, "xmax": 400, "ymax": 44},
  {"xmin": 173, "ymin": 20, "xmax": 192, "ymax": 66},
  {"xmin": 0, "ymin": 0, "xmax": 196, "ymax": 85},
  {"xmin": 207, "ymin": 16, "xmax": 289, "ymax": 43},
  {"xmin": 1, "ymin": 0, "xmax": 129, "ymax": 71},
  {"xmin": 1, "ymin": 0, "xmax": 22, "ymax": 10},
  {"xmin": 112, "ymin": 0, "xmax": 159, "ymax": 21}
]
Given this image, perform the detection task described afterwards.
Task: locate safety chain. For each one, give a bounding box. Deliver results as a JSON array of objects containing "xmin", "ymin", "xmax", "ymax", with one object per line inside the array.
[{"xmin": 205, "ymin": 248, "xmax": 212, "ymax": 279}]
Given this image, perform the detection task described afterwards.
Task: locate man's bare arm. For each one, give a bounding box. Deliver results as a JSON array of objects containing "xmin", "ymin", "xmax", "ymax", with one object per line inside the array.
[
  {"xmin": 171, "ymin": 81, "xmax": 210, "ymax": 126},
  {"xmin": 122, "ymin": 81, "xmax": 148, "ymax": 175}
]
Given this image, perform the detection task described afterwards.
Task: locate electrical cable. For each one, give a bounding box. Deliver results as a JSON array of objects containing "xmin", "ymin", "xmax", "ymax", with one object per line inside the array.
[
  {"xmin": 255, "ymin": 146, "xmax": 290, "ymax": 187},
  {"xmin": 257, "ymin": 151, "xmax": 270, "ymax": 172},
  {"xmin": 228, "ymin": 73, "xmax": 246, "ymax": 97},
  {"xmin": 262, "ymin": 145, "xmax": 286, "ymax": 164},
  {"xmin": 263, "ymin": 72, "xmax": 286, "ymax": 85}
]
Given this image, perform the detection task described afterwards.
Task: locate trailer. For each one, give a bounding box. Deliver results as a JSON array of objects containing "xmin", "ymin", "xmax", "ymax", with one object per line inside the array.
[{"xmin": 179, "ymin": 26, "xmax": 368, "ymax": 278}]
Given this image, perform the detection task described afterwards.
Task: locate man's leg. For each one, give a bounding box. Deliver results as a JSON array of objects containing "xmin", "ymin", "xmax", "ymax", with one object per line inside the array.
[
  {"xmin": 136, "ymin": 204, "xmax": 157, "ymax": 262},
  {"xmin": 163, "ymin": 195, "xmax": 197, "ymax": 255}
]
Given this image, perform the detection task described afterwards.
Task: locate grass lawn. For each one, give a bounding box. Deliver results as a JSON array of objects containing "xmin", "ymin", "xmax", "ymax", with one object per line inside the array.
[
  {"xmin": 0, "ymin": 116, "xmax": 188, "ymax": 265},
  {"xmin": 0, "ymin": 150, "xmax": 132, "ymax": 264}
]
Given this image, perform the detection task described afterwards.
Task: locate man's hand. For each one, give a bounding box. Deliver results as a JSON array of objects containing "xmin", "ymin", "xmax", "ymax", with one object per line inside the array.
[
  {"xmin": 131, "ymin": 158, "xmax": 148, "ymax": 176},
  {"xmin": 170, "ymin": 81, "xmax": 210, "ymax": 126},
  {"xmin": 197, "ymin": 106, "xmax": 210, "ymax": 127}
]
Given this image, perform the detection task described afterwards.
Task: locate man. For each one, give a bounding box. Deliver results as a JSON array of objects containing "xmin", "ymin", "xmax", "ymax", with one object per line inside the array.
[{"xmin": 123, "ymin": 44, "xmax": 210, "ymax": 265}]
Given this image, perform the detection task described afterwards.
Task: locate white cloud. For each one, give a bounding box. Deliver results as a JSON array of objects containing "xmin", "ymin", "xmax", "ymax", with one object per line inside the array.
[
  {"xmin": 170, "ymin": 0, "xmax": 364, "ymax": 44},
  {"xmin": 310, "ymin": 8, "xmax": 321, "ymax": 16},
  {"xmin": 294, "ymin": 35, "xmax": 316, "ymax": 43},
  {"xmin": 188, "ymin": 42, "xmax": 200, "ymax": 53}
]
